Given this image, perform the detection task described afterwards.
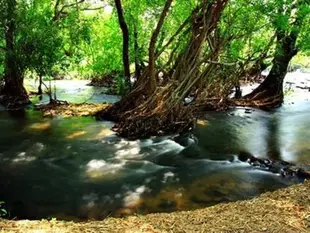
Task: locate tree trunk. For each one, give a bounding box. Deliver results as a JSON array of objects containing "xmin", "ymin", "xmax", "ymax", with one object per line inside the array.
[
  {"xmin": 114, "ymin": 0, "xmax": 131, "ymax": 90},
  {"xmin": 38, "ymin": 75, "xmax": 43, "ymax": 95},
  {"xmin": 1, "ymin": 0, "xmax": 28, "ymax": 106},
  {"xmin": 148, "ymin": 0, "xmax": 173, "ymax": 92}
]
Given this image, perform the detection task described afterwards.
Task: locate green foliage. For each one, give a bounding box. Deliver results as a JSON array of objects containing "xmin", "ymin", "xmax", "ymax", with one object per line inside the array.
[
  {"xmin": 0, "ymin": 0, "xmax": 93, "ymax": 82},
  {"xmin": 291, "ymin": 53, "xmax": 310, "ymax": 69},
  {"xmin": 17, "ymin": 1, "xmax": 63, "ymax": 76},
  {"xmin": 0, "ymin": 0, "xmax": 309, "ymax": 89},
  {"xmin": 86, "ymin": 14, "xmax": 123, "ymax": 75}
]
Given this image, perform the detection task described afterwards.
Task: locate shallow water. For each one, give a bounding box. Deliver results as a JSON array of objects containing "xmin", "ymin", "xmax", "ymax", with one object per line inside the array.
[
  {"xmin": 25, "ymin": 79, "xmax": 120, "ymax": 104},
  {"xmin": 0, "ymin": 73, "xmax": 309, "ymax": 220}
]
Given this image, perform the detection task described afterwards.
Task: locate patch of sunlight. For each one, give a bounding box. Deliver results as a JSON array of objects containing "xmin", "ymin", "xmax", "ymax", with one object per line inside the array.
[
  {"xmin": 66, "ymin": 131, "xmax": 87, "ymax": 139},
  {"xmin": 29, "ymin": 122, "xmax": 51, "ymax": 130},
  {"xmin": 85, "ymin": 159, "xmax": 126, "ymax": 179},
  {"xmin": 12, "ymin": 152, "xmax": 36, "ymax": 163},
  {"xmin": 162, "ymin": 172, "xmax": 175, "ymax": 184},
  {"xmin": 197, "ymin": 119, "xmax": 208, "ymax": 126},
  {"xmin": 104, "ymin": 5, "xmax": 113, "ymax": 14},
  {"xmin": 123, "ymin": 186, "xmax": 147, "ymax": 208},
  {"xmin": 115, "ymin": 147, "xmax": 141, "ymax": 160},
  {"xmin": 97, "ymin": 128, "xmax": 114, "ymax": 138},
  {"xmin": 114, "ymin": 139, "xmax": 140, "ymax": 149}
]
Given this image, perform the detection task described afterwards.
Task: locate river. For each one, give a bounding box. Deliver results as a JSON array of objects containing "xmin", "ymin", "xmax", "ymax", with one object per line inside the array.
[{"xmin": 0, "ymin": 72, "xmax": 309, "ymax": 220}]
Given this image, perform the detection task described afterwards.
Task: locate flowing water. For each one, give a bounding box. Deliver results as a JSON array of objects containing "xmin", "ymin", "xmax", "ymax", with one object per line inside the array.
[{"xmin": 0, "ymin": 73, "xmax": 309, "ymax": 220}]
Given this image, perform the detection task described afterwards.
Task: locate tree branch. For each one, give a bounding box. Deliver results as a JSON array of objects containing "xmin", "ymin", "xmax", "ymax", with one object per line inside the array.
[
  {"xmin": 204, "ymin": 60, "xmax": 237, "ymax": 66},
  {"xmin": 53, "ymin": 0, "xmax": 86, "ymax": 22},
  {"xmin": 155, "ymin": 15, "xmax": 191, "ymax": 59},
  {"xmin": 148, "ymin": 0, "xmax": 173, "ymax": 89},
  {"xmin": 59, "ymin": 0, "xmax": 85, "ymax": 12},
  {"xmin": 81, "ymin": 7, "xmax": 105, "ymax": 11}
]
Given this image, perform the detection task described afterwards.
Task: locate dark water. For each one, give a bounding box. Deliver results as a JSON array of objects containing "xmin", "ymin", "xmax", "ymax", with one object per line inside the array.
[{"xmin": 0, "ymin": 75, "xmax": 309, "ymax": 220}]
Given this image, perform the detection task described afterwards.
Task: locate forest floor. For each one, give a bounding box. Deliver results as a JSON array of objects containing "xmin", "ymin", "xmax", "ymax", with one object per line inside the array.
[
  {"xmin": 0, "ymin": 180, "xmax": 309, "ymax": 233},
  {"xmin": 36, "ymin": 103, "xmax": 111, "ymax": 117}
]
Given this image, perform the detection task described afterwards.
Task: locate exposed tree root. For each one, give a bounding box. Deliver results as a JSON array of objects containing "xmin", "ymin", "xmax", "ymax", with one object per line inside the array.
[
  {"xmin": 103, "ymin": 84, "xmax": 195, "ymax": 139},
  {"xmin": 231, "ymin": 93, "xmax": 283, "ymax": 109},
  {"xmin": 97, "ymin": 88, "xmax": 147, "ymax": 122},
  {"xmin": 113, "ymin": 110, "xmax": 194, "ymax": 140},
  {"xmin": 0, "ymin": 94, "xmax": 31, "ymax": 109},
  {"xmin": 48, "ymin": 99, "xmax": 69, "ymax": 106},
  {"xmin": 195, "ymin": 98, "xmax": 230, "ymax": 113}
]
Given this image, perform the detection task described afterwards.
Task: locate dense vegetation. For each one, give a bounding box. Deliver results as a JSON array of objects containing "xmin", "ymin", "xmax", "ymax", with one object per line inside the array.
[{"xmin": 0, "ymin": 0, "xmax": 310, "ymax": 138}]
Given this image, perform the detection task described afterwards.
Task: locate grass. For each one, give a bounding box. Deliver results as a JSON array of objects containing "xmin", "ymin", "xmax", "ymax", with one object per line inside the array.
[{"xmin": 0, "ymin": 180, "xmax": 309, "ymax": 233}]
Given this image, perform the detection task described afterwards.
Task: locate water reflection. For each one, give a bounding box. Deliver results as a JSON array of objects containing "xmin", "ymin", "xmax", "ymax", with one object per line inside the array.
[{"xmin": 266, "ymin": 115, "xmax": 281, "ymax": 160}]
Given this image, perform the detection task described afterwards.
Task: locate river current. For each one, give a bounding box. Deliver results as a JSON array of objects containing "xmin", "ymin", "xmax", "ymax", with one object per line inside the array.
[{"xmin": 0, "ymin": 71, "xmax": 309, "ymax": 220}]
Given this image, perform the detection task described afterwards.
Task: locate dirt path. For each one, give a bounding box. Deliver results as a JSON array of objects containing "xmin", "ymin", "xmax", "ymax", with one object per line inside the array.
[{"xmin": 1, "ymin": 180, "xmax": 309, "ymax": 233}]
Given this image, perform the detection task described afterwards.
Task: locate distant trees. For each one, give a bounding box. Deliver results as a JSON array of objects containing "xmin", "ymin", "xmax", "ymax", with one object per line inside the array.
[
  {"xmin": 0, "ymin": 0, "xmax": 28, "ymax": 103},
  {"xmin": 0, "ymin": 0, "xmax": 91, "ymax": 105}
]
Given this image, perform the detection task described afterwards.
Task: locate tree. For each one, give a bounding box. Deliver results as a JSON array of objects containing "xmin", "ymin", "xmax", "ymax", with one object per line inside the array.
[
  {"xmin": 0, "ymin": 0, "xmax": 92, "ymax": 105},
  {"xmin": 240, "ymin": 0, "xmax": 310, "ymax": 108},
  {"xmin": 98, "ymin": 0, "xmax": 229, "ymax": 139},
  {"xmin": 0, "ymin": 0, "xmax": 29, "ymax": 105}
]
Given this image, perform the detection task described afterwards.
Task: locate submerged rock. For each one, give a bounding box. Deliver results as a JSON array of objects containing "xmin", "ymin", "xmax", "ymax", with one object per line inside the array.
[{"xmin": 238, "ymin": 152, "xmax": 310, "ymax": 181}]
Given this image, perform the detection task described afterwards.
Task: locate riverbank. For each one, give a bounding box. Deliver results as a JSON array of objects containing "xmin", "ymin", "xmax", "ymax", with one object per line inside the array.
[{"xmin": 1, "ymin": 180, "xmax": 309, "ymax": 233}]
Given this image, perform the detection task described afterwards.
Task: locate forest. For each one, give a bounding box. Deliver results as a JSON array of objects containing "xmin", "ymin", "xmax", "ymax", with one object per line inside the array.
[
  {"xmin": 0, "ymin": 0, "xmax": 310, "ymax": 231},
  {"xmin": 0, "ymin": 0, "xmax": 309, "ymax": 138}
]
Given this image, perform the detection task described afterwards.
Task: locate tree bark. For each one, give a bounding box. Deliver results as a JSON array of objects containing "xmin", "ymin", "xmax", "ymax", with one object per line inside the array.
[{"xmin": 114, "ymin": 0, "xmax": 131, "ymax": 90}]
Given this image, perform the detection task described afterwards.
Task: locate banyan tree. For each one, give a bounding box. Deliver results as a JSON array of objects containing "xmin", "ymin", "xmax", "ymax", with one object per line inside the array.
[{"xmin": 98, "ymin": 0, "xmax": 231, "ymax": 139}]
